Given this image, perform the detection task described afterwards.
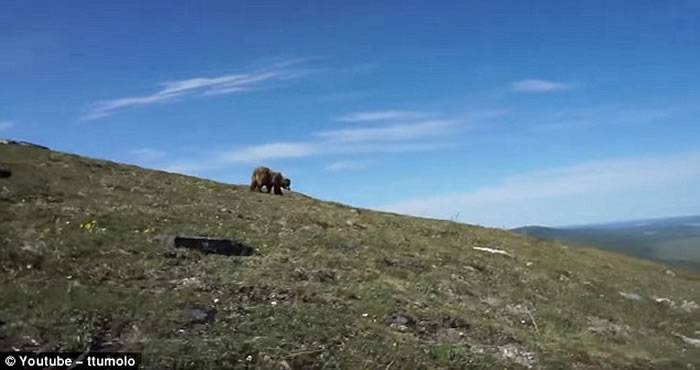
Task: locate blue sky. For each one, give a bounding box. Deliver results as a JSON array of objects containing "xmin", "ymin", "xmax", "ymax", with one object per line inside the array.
[{"xmin": 2, "ymin": 1, "xmax": 699, "ymax": 227}]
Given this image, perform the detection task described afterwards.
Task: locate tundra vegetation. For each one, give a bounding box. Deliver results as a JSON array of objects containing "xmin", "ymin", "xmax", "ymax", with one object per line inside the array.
[{"xmin": 1, "ymin": 143, "xmax": 699, "ymax": 369}]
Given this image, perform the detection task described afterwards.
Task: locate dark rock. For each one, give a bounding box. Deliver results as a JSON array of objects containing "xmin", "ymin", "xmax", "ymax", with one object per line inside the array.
[
  {"xmin": 440, "ymin": 316, "xmax": 469, "ymax": 329},
  {"xmin": 0, "ymin": 168, "xmax": 10, "ymax": 178},
  {"xmin": 292, "ymin": 267, "xmax": 310, "ymax": 281},
  {"xmin": 184, "ymin": 307, "xmax": 217, "ymax": 325},
  {"xmin": 314, "ymin": 269, "xmax": 337, "ymax": 282},
  {"xmin": 174, "ymin": 236, "xmax": 255, "ymax": 256},
  {"xmin": 89, "ymin": 333, "xmax": 111, "ymax": 351},
  {"xmin": 414, "ymin": 315, "xmax": 471, "ymax": 339},
  {"xmin": 236, "ymin": 285, "xmax": 293, "ymax": 305},
  {"xmin": 380, "ymin": 256, "xmax": 428, "ymax": 272},
  {"xmin": 293, "ymin": 267, "xmax": 337, "ymax": 282},
  {"xmin": 384, "ymin": 314, "xmax": 416, "ymax": 327},
  {"xmin": 315, "ymin": 220, "xmax": 332, "ymax": 229}
]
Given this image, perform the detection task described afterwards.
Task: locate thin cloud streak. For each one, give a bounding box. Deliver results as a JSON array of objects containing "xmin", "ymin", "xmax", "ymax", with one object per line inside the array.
[
  {"xmin": 161, "ymin": 109, "xmax": 465, "ymax": 175},
  {"xmin": 377, "ymin": 152, "xmax": 700, "ymax": 227},
  {"xmin": 335, "ymin": 110, "xmax": 428, "ymax": 123},
  {"xmin": 83, "ymin": 61, "xmax": 311, "ymax": 120},
  {"xmin": 163, "ymin": 141, "xmax": 449, "ymax": 175},
  {"xmin": 530, "ymin": 106, "xmax": 672, "ymax": 131},
  {"xmin": 326, "ymin": 160, "xmax": 371, "ymax": 172},
  {"xmin": 511, "ymin": 79, "xmax": 571, "ymax": 93},
  {"xmin": 218, "ymin": 142, "xmax": 320, "ymax": 163},
  {"xmin": 0, "ymin": 121, "xmax": 15, "ymax": 131},
  {"xmin": 128, "ymin": 148, "xmax": 167, "ymax": 162},
  {"xmin": 161, "ymin": 112, "xmax": 465, "ymax": 175},
  {"xmin": 315, "ymin": 120, "xmax": 456, "ymax": 143}
]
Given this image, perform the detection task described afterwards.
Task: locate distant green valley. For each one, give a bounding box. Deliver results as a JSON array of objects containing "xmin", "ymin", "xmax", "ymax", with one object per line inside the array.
[{"xmin": 512, "ymin": 215, "xmax": 700, "ymax": 271}]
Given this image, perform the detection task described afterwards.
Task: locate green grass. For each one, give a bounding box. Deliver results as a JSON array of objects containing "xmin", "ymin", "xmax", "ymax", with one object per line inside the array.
[{"xmin": 1, "ymin": 144, "xmax": 700, "ymax": 369}]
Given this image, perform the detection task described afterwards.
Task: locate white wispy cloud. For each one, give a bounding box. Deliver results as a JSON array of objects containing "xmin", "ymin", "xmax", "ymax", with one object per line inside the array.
[
  {"xmin": 377, "ymin": 152, "xmax": 700, "ymax": 228},
  {"xmin": 315, "ymin": 91, "xmax": 374, "ymax": 102},
  {"xmin": 128, "ymin": 148, "xmax": 167, "ymax": 162},
  {"xmin": 326, "ymin": 160, "xmax": 371, "ymax": 172},
  {"xmin": 511, "ymin": 79, "xmax": 571, "ymax": 93},
  {"xmin": 315, "ymin": 120, "xmax": 456, "ymax": 143},
  {"xmin": 530, "ymin": 105, "xmax": 671, "ymax": 131},
  {"xmin": 335, "ymin": 110, "xmax": 428, "ymax": 123},
  {"xmin": 83, "ymin": 61, "xmax": 311, "ymax": 120},
  {"xmin": 161, "ymin": 141, "xmax": 321, "ymax": 174},
  {"xmin": 0, "ymin": 121, "xmax": 15, "ymax": 131},
  {"xmin": 160, "ymin": 107, "xmax": 470, "ymax": 175},
  {"xmin": 158, "ymin": 106, "xmax": 486, "ymax": 175},
  {"xmin": 160, "ymin": 162, "xmax": 207, "ymax": 175},
  {"xmin": 217, "ymin": 142, "xmax": 320, "ymax": 163},
  {"xmin": 162, "ymin": 141, "xmax": 449, "ymax": 175}
]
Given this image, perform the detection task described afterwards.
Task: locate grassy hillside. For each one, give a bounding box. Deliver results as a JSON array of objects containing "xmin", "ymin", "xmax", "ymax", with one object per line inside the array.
[
  {"xmin": 512, "ymin": 218, "xmax": 700, "ymax": 272},
  {"xmin": 1, "ymin": 142, "xmax": 700, "ymax": 369}
]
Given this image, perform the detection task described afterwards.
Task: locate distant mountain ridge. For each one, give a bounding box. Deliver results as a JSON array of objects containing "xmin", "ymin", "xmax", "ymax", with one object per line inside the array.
[
  {"xmin": 563, "ymin": 215, "xmax": 700, "ymax": 229},
  {"xmin": 512, "ymin": 215, "xmax": 700, "ymax": 271}
]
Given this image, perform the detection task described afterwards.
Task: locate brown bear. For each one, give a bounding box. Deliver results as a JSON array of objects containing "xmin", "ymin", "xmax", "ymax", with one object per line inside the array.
[{"xmin": 250, "ymin": 166, "xmax": 291, "ymax": 195}]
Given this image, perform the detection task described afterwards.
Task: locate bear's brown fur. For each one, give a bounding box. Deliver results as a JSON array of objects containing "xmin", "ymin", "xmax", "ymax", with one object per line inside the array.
[{"xmin": 250, "ymin": 166, "xmax": 291, "ymax": 195}]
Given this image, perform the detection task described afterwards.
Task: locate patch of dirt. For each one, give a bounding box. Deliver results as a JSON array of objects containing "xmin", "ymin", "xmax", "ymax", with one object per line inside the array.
[
  {"xmin": 234, "ymin": 285, "xmax": 296, "ymax": 306},
  {"xmin": 587, "ymin": 316, "xmax": 632, "ymax": 343},
  {"xmin": 292, "ymin": 267, "xmax": 337, "ymax": 282},
  {"xmin": 490, "ymin": 343, "xmax": 537, "ymax": 369},
  {"xmin": 379, "ymin": 256, "xmax": 429, "ymax": 273},
  {"xmin": 384, "ymin": 313, "xmax": 471, "ymax": 343}
]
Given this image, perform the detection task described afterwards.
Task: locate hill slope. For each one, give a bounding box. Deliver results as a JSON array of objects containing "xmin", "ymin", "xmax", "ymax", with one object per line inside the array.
[
  {"xmin": 512, "ymin": 217, "xmax": 700, "ymax": 272},
  {"xmin": 1, "ymin": 143, "xmax": 699, "ymax": 369}
]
